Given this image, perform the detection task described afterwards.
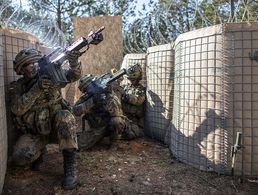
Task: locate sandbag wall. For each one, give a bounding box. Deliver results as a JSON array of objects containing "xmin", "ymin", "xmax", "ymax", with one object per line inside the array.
[
  {"xmin": 170, "ymin": 22, "xmax": 258, "ymax": 176},
  {"xmin": 145, "ymin": 44, "xmax": 174, "ymax": 143},
  {"xmin": 0, "ymin": 28, "xmax": 7, "ymax": 194}
]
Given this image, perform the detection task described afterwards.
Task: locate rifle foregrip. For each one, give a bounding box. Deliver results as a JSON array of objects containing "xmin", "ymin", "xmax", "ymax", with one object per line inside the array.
[{"xmin": 95, "ymin": 26, "xmax": 105, "ymax": 34}]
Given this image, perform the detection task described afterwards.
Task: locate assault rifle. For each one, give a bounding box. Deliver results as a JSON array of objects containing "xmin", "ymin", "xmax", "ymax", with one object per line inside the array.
[
  {"xmin": 38, "ymin": 26, "xmax": 105, "ymax": 86},
  {"xmin": 78, "ymin": 64, "xmax": 138, "ymax": 102}
]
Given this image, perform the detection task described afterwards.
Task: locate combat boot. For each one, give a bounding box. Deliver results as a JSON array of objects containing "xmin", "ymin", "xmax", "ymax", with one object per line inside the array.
[
  {"xmin": 31, "ymin": 147, "xmax": 46, "ymax": 171},
  {"xmin": 62, "ymin": 149, "xmax": 77, "ymax": 190}
]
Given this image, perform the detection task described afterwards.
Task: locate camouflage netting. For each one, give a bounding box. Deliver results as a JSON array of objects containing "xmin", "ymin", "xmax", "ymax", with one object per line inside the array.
[
  {"xmin": 145, "ymin": 44, "xmax": 174, "ymax": 143},
  {"xmin": 0, "ymin": 28, "xmax": 7, "ymax": 194},
  {"xmin": 170, "ymin": 22, "xmax": 258, "ymax": 176}
]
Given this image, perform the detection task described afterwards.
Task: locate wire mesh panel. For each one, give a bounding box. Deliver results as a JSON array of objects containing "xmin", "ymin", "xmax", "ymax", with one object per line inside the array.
[
  {"xmin": 0, "ymin": 29, "xmax": 7, "ymax": 194},
  {"xmin": 120, "ymin": 53, "xmax": 147, "ymax": 86},
  {"xmin": 171, "ymin": 25, "xmax": 228, "ymax": 173},
  {"xmin": 223, "ymin": 23, "xmax": 258, "ymax": 176},
  {"xmin": 2, "ymin": 28, "xmax": 39, "ymax": 156},
  {"xmin": 171, "ymin": 22, "xmax": 258, "ymax": 176},
  {"xmin": 145, "ymin": 44, "xmax": 174, "ymax": 143}
]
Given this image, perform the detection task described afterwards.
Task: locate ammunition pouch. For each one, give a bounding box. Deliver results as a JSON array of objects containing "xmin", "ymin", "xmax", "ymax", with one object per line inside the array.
[{"xmin": 35, "ymin": 108, "xmax": 51, "ymax": 135}]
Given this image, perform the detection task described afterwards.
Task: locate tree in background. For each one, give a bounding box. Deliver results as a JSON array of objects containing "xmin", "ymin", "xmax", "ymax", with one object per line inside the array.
[
  {"xmin": 2, "ymin": 0, "xmax": 258, "ymax": 53},
  {"xmin": 124, "ymin": 0, "xmax": 258, "ymax": 53},
  {"xmin": 27, "ymin": 0, "xmax": 97, "ymax": 40},
  {"xmin": 0, "ymin": 0, "xmax": 14, "ymax": 24},
  {"xmin": 236, "ymin": 0, "xmax": 258, "ymax": 21},
  {"xmin": 27, "ymin": 0, "xmax": 137, "ymax": 41}
]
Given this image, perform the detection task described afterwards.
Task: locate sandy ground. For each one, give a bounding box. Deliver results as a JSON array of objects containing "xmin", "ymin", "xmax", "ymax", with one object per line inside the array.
[{"xmin": 3, "ymin": 137, "xmax": 258, "ymax": 195}]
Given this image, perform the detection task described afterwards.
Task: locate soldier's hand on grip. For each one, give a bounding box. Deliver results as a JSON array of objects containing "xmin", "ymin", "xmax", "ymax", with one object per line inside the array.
[
  {"xmin": 38, "ymin": 75, "xmax": 52, "ymax": 90},
  {"xmin": 66, "ymin": 50, "xmax": 81, "ymax": 68}
]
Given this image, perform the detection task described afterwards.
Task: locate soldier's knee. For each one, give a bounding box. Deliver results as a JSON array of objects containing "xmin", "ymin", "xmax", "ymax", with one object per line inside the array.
[
  {"xmin": 12, "ymin": 147, "xmax": 38, "ymax": 166},
  {"xmin": 12, "ymin": 134, "xmax": 42, "ymax": 166},
  {"xmin": 54, "ymin": 110, "xmax": 78, "ymax": 150},
  {"xmin": 55, "ymin": 110, "xmax": 77, "ymax": 135}
]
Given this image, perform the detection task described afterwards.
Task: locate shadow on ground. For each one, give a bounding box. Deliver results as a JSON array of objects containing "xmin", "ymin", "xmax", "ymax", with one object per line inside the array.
[{"xmin": 3, "ymin": 138, "xmax": 258, "ymax": 195}]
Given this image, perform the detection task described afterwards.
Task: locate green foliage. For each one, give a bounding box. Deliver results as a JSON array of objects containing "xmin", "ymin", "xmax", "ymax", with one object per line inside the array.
[
  {"xmin": 27, "ymin": 0, "xmax": 137, "ymax": 41},
  {"xmin": 3, "ymin": 0, "xmax": 258, "ymax": 53},
  {"xmin": 236, "ymin": 0, "xmax": 258, "ymax": 21},
  {"xmin": 0, "ymin": 0, "xmax": 14, "ymax": 24}
]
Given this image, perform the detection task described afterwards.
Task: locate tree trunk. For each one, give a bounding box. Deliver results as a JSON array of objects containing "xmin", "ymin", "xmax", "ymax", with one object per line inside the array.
[{"xmin": 57, "ymin": 0, "xmax": 62, "ymax": 30}]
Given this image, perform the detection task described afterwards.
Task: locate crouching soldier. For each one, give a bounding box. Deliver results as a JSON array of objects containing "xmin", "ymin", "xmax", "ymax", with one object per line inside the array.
[
  {"xmin": 9, "ymin": 48, "xmax": 81, "ymax": 190},
  {"xmin": 73, "ymin": 74, "xmax": 127, "ymax": 149},
  {"xmin": 122, "ymin": 63, "xmax": 146, "ymax": 138}
]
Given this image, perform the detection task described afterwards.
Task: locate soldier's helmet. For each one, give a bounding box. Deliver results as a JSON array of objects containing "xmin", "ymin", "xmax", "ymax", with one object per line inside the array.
[
  {"xmin": 78, "ymin": 74, "xmax": 94, "ymax": 92},
  {"xmin": 126, "ymin": 63, "xmax": 142, "ymax": 80},
  {"xmin": 111, "ymin": 68, "xmax": 123, "ymax": 83},
  {"xmin": 13, "ymin": 48, "xmax": 42, "ymax": 75}
]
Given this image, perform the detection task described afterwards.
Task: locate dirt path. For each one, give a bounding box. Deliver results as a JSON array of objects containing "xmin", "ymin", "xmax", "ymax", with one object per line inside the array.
[{"xmin": 3, "ymin": 138, "xmax": 258, "ymax": 194}]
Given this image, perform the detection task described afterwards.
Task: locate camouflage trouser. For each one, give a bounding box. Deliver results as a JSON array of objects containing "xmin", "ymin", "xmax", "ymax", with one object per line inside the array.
[
  {"xmin": 77, "ymin": 116, "xmax": 144, "ymax": 150},
  {"xmin": 127, "ymin": 115, "xmax": 144, "ymax": 129},
  {"xmin": 120, "ymin": 116, "xmax": 144, "ymax": 140},
  {"xmin": 77, "ymin": 126, "xmax": 107, "ymax": 149},
  {"xmin": 77, "ymin": 116, "xmax": 126, "ymax": 149},
  {"xmin": 12, "ymin": 134, "xmax": 47, "ymax": 166},
  {"xmin": 12, "ymin": 109, "xmax": 78, "ymax": 166}
]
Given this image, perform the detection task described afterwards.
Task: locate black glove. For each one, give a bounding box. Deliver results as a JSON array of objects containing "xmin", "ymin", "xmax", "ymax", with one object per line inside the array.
[
  {"xmin": 66, "ymin": 50, "xmax": 81, "ymax": 68},
  {"xmin": 91, "ymin": 33, "xmax": 103, "ymax": 45},
  {"xmin": 38, "ymin": 75, "xmax": 52, "ymax": 90}
]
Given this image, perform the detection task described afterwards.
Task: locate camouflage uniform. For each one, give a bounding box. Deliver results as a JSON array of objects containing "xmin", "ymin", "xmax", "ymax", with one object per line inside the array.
[
  {"xmin": 73, "ymin": 75, "xmax": 127, "ymax": 149},
  {"xmin": 10, "ymin": 79, "xmax": 80, "ymax": 164},
  {"xmin": 109, "ymin": 68, "xmax": 125, "ymax": 101},
  {"xmin": 9, "ymin": 48, "xmax": 81, "ymax": 190},
  {"xmin": 122, "ymin": 64, "xmax": 146, "ymax": 138}
]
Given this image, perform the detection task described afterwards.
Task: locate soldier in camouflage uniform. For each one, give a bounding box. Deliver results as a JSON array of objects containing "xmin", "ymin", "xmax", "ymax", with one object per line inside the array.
[
  {"xmin": 121, "ymin": 63, "xmax": 146, "ymax": 138},
  {"xmin": 9, "ymin": 48, "xmax": 81, "ymax": 190},
  {"xmin": 73, "ymin": 74, "xmax": 127, "ymax": 149}
]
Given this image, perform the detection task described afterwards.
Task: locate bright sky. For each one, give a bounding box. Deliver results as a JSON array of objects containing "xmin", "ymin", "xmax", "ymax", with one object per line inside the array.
[{"xmin": 12, "ymin": 0, "xmax": 157, "ymax": 12}]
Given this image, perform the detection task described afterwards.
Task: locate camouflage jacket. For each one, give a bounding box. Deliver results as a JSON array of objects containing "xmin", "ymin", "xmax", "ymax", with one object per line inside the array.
[
  {"xmin": 122, "ymin": 83, "xmax": 146, "ymax": 118},
  {"xmin": 110, "ymin": 81, "xmax": 125, "ymax": 101},
  {"xmin": 9, "ymin": 66, "xmax": 81, "ymax": 133},
  {"xmin": 73, "ymin": 91, "xmax": 123, "ymax": 129}
]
